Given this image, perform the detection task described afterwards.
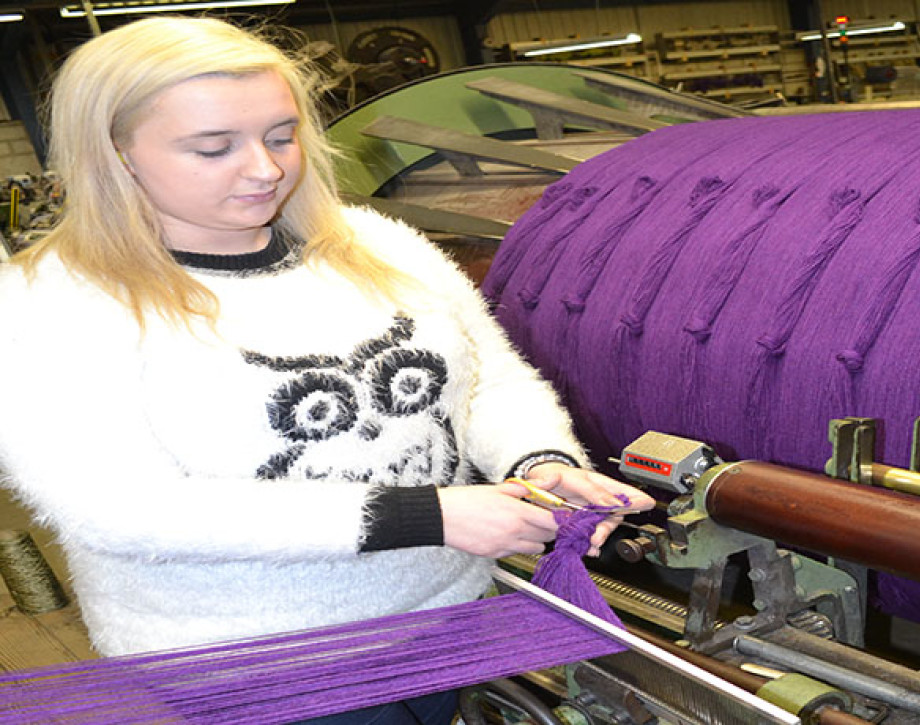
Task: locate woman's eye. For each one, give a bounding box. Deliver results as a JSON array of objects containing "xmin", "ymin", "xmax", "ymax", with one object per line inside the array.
[
  {"xmin": 195, "ymin": 147, "xmax": 232, "ymax": 158},
  {"xmin": 267, "ymin": 137, "xmax": 295, "ymax": 149}
]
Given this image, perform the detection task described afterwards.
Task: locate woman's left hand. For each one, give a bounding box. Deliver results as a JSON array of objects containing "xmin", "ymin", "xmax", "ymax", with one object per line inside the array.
[{"xmin": 514, "ymin": 463, "xmax": 657, "ymax": 557}]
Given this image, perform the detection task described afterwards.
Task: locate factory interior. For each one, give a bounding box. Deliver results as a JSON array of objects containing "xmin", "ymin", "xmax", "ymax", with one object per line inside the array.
[{"xmin": 7, "ymin": 0, "xmax": 920, "ymax": 723}]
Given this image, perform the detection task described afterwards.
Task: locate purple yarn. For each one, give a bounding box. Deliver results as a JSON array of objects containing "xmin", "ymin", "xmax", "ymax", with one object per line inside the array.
[
  {"xmin": 483, "ymin": 110, "xmax": 920, "ymax": 620},
  {"xmin": 0, "ymin": 522, "xmax": 631, "ymax": 723},
  {"xmin": 0, "ymin": 592, "xmax": 627, "ymax": 724},
  {"xmin": 532, "ymin": 507, "xmax": 627, "ymax": 652}
]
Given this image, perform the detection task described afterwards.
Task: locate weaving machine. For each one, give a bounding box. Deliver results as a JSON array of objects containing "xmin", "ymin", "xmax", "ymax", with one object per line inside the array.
[
  {"xmin": 473, "ymin": 420, "xmax": 920, "ymax": 725},
  {"xmin": 0, "ymin": 455, "xmax": 911, "ymax": 725},
  {"xmin": 4, "ymin": 67, "xmax": 920, "ymax": 725},
  {"xmin": 321, "ymin": 66, "xmax": 920, "ymax": 725},
  {"xmin": 470, "ymin": 96, "xmax": 920, "ymax": 725}
]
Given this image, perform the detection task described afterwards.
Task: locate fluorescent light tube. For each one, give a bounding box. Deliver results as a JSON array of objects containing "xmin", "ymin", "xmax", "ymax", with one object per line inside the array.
[
  {"xmin": 798, "ymin": 20, "xmax": 906, "ymax": 42},
  {"xmin": 521, "ymin": 33, "xmax": 643, "ymax": 57},
  {"xmin": 61, "ymin": 0, "xmax": 294, "ymax": 17}
]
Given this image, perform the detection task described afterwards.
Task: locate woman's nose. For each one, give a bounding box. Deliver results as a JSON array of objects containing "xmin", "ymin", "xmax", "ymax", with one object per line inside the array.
[{"xmin": 243, "ymin": 143, "xmax": 284, "ymax": 181}]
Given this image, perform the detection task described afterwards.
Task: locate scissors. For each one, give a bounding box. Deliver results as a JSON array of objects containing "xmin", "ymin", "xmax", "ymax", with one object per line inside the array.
[{"xmin": 506, "ymin": 476, "xmax": 646, "ymax": 515}]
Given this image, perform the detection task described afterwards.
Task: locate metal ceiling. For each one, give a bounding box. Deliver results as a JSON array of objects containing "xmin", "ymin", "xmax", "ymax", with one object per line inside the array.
[
  {"xmin": 0, "ymin": 0, "xmax": 655, "ymax": 159},
  {"xmin": 3, "ymin": 0, "xmax": 685, "ymax": 38},
  {"xmin": 0, "ymin": 0, "xmax": 689, "ymax": 81}
]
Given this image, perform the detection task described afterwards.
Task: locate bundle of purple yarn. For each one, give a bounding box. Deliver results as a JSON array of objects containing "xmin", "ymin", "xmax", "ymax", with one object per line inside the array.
[{"xmin": 483, "ymin": 109, "xmax": 920, "ymax": 621}]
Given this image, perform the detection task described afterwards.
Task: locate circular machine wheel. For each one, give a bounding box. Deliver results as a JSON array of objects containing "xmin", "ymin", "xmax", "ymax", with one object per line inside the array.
[
  {"xmin": 347, "ymin": 26, "xmax": 440, "ymax": 80},
  {"xmin": 458, "ymin": 678, "xmax": 566, "ymax": 725}
]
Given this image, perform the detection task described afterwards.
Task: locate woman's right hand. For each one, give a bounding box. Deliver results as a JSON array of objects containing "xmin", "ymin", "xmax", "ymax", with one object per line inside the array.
[{"xmin": 437, "ymin": 484, "xmax": 558, "ymax": 558}]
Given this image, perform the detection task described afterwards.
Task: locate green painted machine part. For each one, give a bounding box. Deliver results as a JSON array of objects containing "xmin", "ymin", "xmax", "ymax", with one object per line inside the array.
[
  {"xmin": 324, "ymin": 63, "xmax": 738, "ymax": 197},
  {"xmin": 757, "ymin": 673, "xmax": 853, "ymax": 721},
  {"xmin": 326, "ymin": 63, "xmax": 634, "ymax": 195}
]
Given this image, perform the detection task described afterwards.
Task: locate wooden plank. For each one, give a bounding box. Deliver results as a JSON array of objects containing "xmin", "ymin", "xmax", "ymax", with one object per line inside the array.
[
  {"xmin": 464, "ymin": 77, "xmax": 667, "ymax": 140},
  {"xmin": 0, "ymin": 493, "xmax": 95, "ymax": 673},
  {"xmin": 0, "ymin": 601, "xmax": 95, "ymax": 672},
  {"xmin": 360, "ymin": 115, "xmax": 579, "ymax": 175},
  {"xmin": 342, "ymin": 194, "xmax": 511, "ymax": 242},
  {"xmin": 0, "ymin": 532, "xmax": 94, "ymax": 672}
]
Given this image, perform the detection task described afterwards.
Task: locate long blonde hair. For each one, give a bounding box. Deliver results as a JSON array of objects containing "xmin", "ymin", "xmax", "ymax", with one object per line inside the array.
[{"xmin": 18, "ymin": 16, "xmax": 399, "ymax": 327}]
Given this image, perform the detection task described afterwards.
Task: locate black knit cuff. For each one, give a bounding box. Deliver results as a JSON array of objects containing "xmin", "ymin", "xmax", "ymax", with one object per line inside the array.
[
  {"xmin": 505, "ymin": 450, "xmax": 580, "ymax": 481},
  {"xmin": 360, "ymin": 485, "xmax": 444, "ymax": 553}
]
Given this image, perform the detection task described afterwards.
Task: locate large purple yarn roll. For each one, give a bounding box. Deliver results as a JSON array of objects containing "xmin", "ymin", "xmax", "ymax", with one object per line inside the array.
[{"xmin": 482, "ymin": 109, "xmax": 920, "ymax": 620}]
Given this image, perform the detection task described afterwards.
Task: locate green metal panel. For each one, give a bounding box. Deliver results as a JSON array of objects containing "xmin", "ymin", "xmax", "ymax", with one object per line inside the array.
[{"xmin": 325, "ymin": 63, "xmax": 646, "ymax": 196}]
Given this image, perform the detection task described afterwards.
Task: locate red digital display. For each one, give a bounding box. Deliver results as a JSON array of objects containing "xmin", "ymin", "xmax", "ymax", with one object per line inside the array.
[{"xmin": 625, "ymin": 454, "xmax": 673, "ymax": 476}]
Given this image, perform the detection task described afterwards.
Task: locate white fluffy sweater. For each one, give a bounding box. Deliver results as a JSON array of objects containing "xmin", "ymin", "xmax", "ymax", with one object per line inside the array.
[{"xmin": 0, "ymin": 207, "xmax": 584, "ymax": 656}]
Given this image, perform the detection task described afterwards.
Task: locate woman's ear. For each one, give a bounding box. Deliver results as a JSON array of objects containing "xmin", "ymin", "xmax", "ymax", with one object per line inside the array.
[{"xmin": 116, "ymin": 148, "xmax": 135, "ymax": 174}]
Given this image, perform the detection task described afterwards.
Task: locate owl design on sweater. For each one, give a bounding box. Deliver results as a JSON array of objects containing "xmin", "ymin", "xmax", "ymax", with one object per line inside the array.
[{"xmin": 243, "ymin": 316, "xmax": 459, "ymax": 485}]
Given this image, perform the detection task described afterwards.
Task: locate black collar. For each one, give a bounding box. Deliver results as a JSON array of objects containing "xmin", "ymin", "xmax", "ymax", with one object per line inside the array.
[{"xmin": 170, "ymin": 229, "xmax": 291, "ymax": 273}]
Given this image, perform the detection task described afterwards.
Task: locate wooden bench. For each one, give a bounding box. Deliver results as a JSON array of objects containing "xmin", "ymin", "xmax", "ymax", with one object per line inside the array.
[
  {"xmin": 464, "ymin": 76, "xmax": 668, "ymax": 140},
  {"xmin": 360, "ymin": 115, "xmax": 580, "ymax": 176}
]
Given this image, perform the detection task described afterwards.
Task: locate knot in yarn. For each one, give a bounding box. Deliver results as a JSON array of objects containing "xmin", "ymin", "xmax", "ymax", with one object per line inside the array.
[
  {"xmin": 837, "ymin": 349, "xmax": 865, "ymax": 373},
  {"xmin": 518, "ymin": 289, "xmax": 540, "ymax": 310},
  {"xmin": 620, "ymin": 314, "xmax": 645, "ymax": 337},
  {"xmin": 683, "ymin": 319, "xmax": 712, "ymax": 343},
  {"xmin": 756, "ymin": 334, "xmax": 786, "ymax": 357},
  {"xmin": 563, "ymin": 298, "xmax": 586, "ymax": 314},
  {"xmin": 531, "ymin": 504, "xmax": 629, "ymax": 646},
  {"xmin": 550, "ymin": 508, "xmax": 611, "ymax": 558},
  {"xmin": 752, "ymin": 184, "xmax": 780, "ymax": 209},
  {"xmin": 631, "ymin": 175, "xmax": 656, "ymax": 200},
  {"xmin": 690, "ymin": 176, "xmax": 725, "ymax": 207},
  {"xmin": 827, "ymin": 187, "xmax": 861, "ymax": 217},
  {"xmin": 540, "ymin": 181, "xmax": 572, "ymax": 206},
  {"xmin": 563, "ymin": 186, "xmax": 599, "ymax": 212}
]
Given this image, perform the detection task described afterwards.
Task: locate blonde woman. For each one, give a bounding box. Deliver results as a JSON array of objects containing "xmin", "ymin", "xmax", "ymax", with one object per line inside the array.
[{"xmin": 0, "ymin": 16, "xmax": 652, "ymax": 725}]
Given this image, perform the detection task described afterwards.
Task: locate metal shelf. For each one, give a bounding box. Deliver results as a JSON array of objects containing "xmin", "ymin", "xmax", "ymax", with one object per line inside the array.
[
  {"xmin": 662, "ymin": 44, "xmax": 780, "ymax": 61},
  {"xmin": 831, "ymin": 50, "xmax": 920, "ymax": 64},
  {"xmin": 656, "ymin": 26, "xmax": 783, "ymax": 103},
  {"xmin": 700, "ymin": 84, "xmax": 780, "ymax": 97},
  {"xmin": 566, "ymin": 54, "xmax": 649, "ymax": 68},
  {"xmin": 663, "ymin": 64, "xmax": 781, "ymax": 81},
  {"xmin": 660, "ymin": 25, "xmax": 778, "ymax": 40}
]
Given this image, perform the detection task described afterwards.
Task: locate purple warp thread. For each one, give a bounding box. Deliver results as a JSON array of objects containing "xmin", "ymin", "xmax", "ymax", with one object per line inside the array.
[
  {"xmin": 533, "ymin": 507, "xmax": 628, "ymax": 645},
  {"xmin": 0, "ymin": 516, "xmax": 628, "ymax": 723},
  {"xmin": 483, "ymin": 110, "xmax": 920, "ymax": 621}
]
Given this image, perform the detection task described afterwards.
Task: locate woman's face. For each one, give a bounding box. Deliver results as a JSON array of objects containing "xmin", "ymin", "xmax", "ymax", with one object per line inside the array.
[{"xmin": 122, "ymin": 70, "xmax": 303, "ymax": 254}]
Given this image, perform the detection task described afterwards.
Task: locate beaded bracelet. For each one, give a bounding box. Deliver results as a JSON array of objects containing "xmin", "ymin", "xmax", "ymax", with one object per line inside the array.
[{"xmin": 505, "ymin": 450, "xmax": 580, "ymax": 481}]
